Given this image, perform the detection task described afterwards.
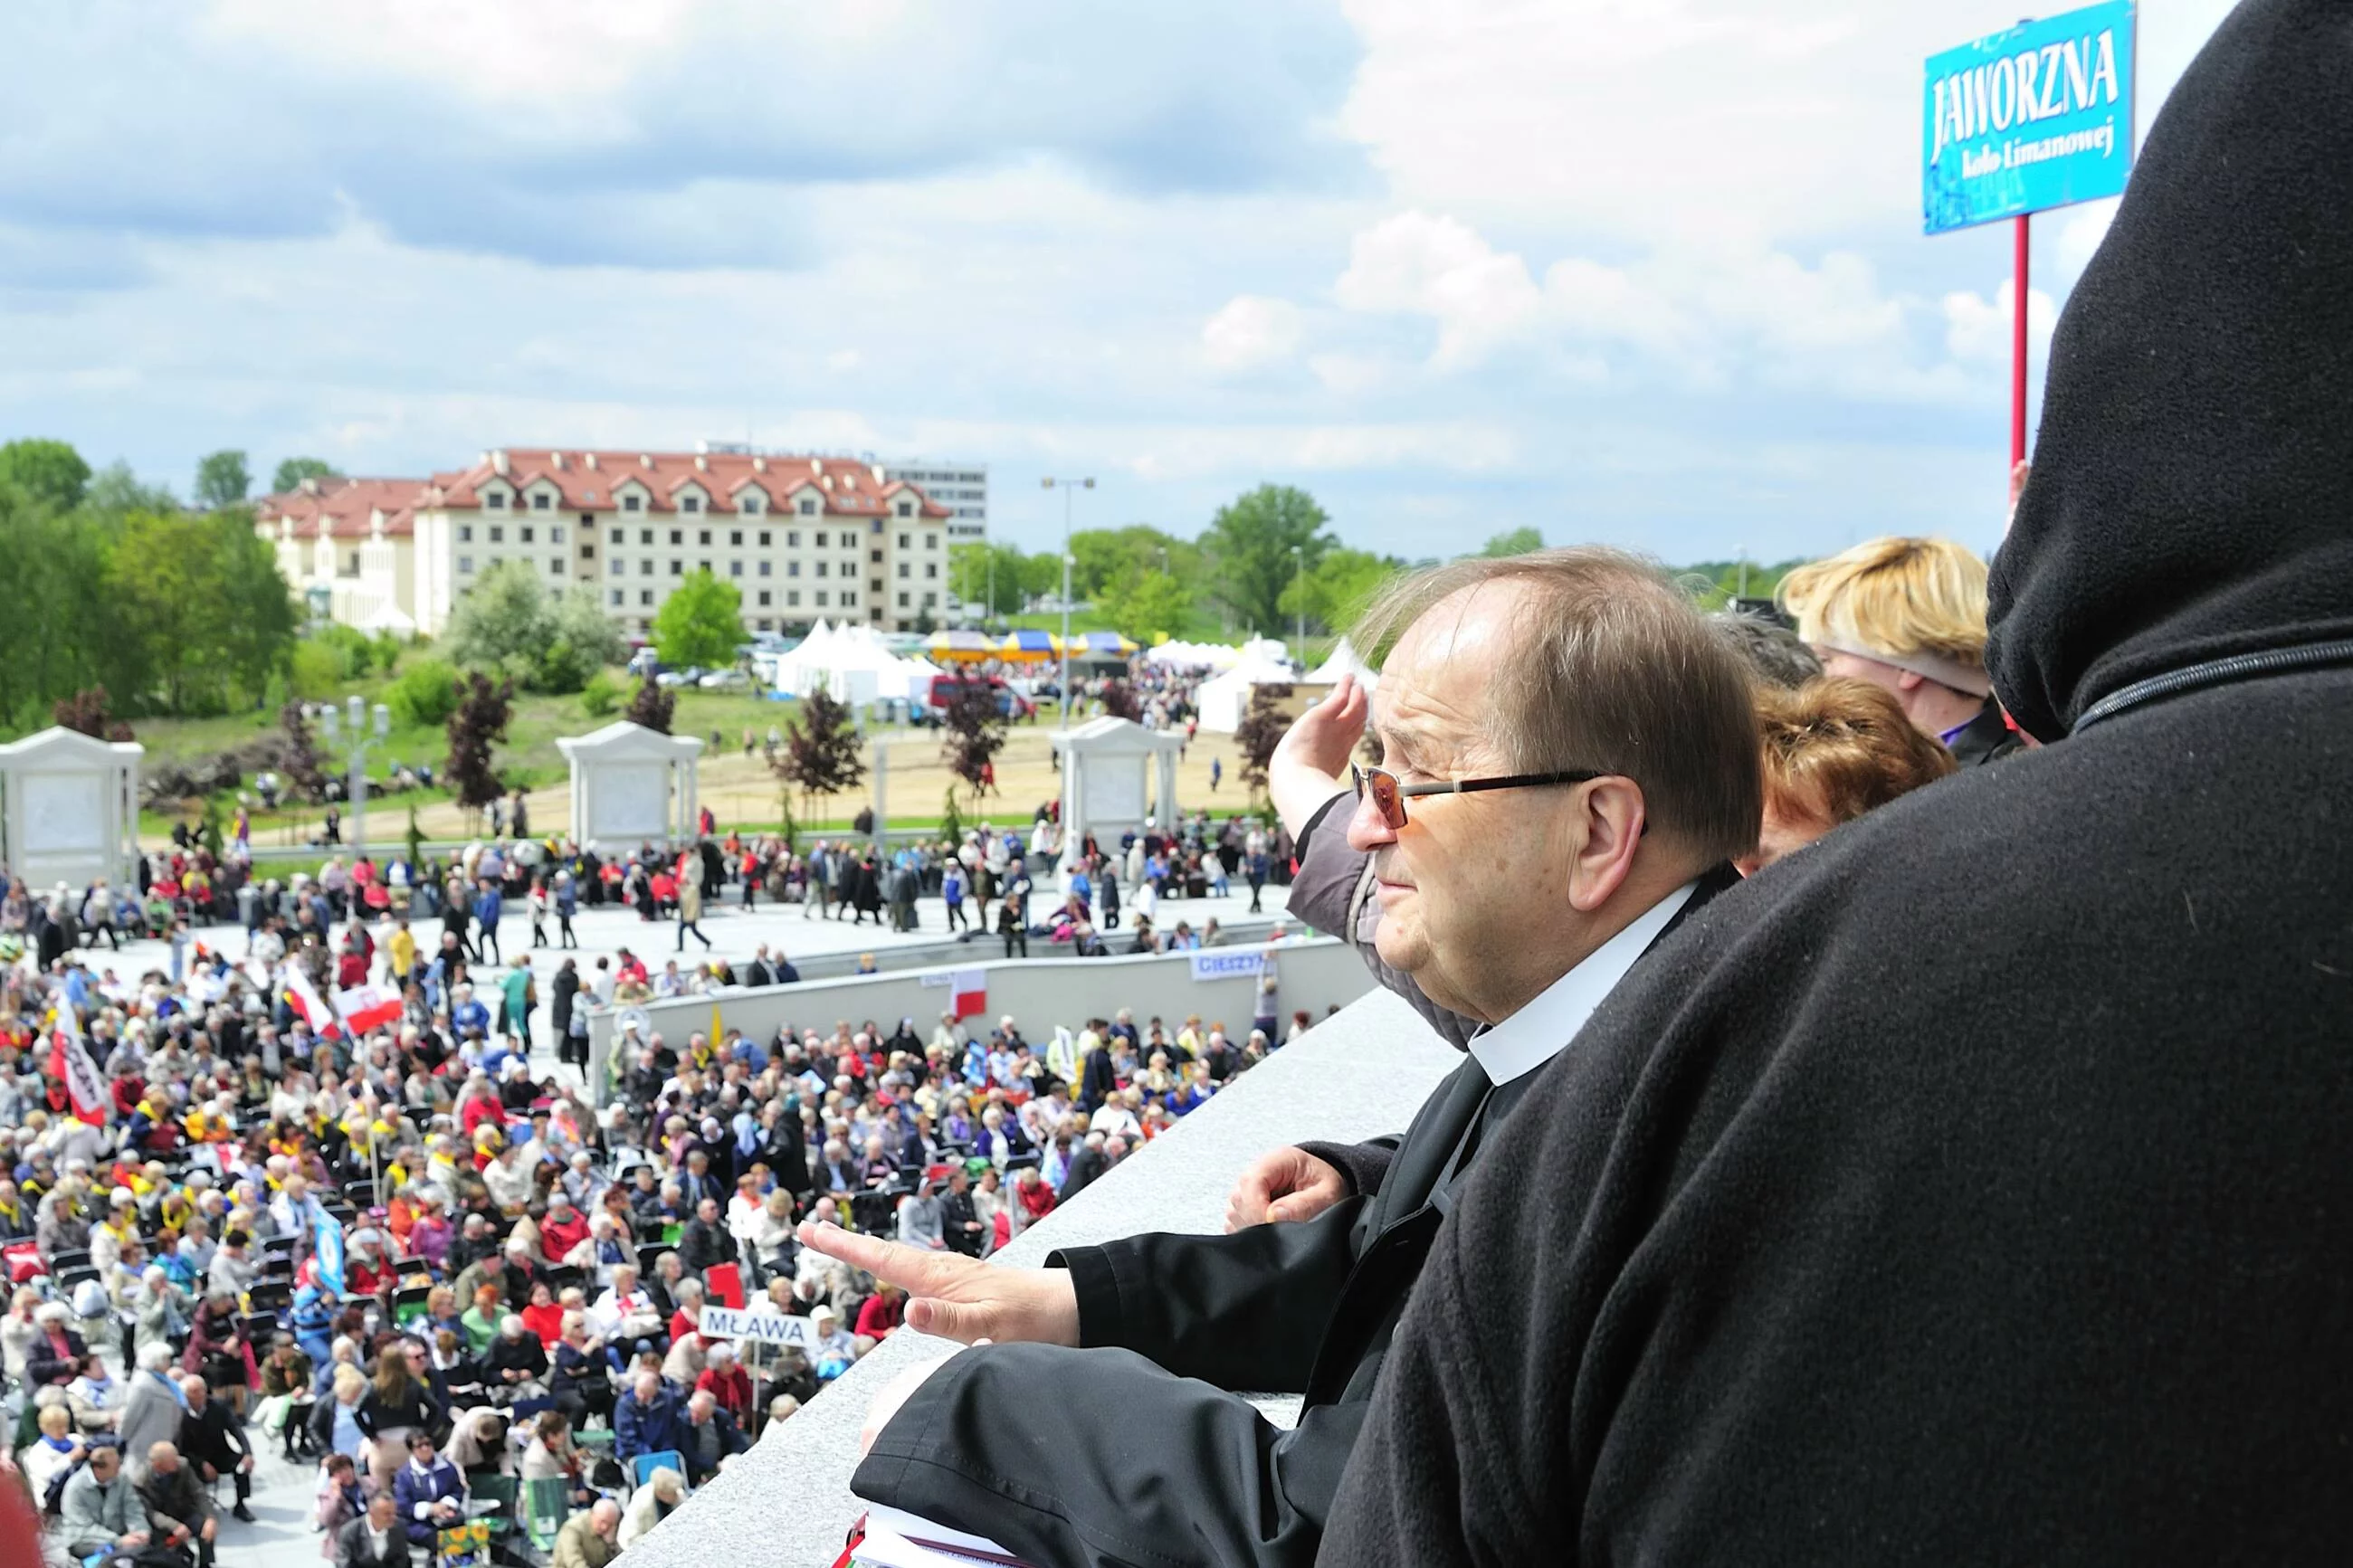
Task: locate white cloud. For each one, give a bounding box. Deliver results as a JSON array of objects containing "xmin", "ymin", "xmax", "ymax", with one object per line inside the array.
[
  {"xmin": 2056, "ymin": 200, "xmax": 2120, "ymax": 281},
  {"xmin": 1200, "ymin": 295, "xmax": 1305, "ymax": 373},
  {"xmin": 1941, "ymin": 279, "xmax": 2059, "ymax": 364}
]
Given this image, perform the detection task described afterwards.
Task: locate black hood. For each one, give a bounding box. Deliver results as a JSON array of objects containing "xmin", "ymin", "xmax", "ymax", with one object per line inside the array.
[{"xmin": 1987, "ymin": 0, "xmax": 2353, "ymax": 741}]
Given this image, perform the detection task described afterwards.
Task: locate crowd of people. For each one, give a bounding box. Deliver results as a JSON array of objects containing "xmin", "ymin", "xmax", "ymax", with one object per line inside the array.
[{"xmin": 0, "ymin": 738, "xmax": 1322, "ymax": 1566}]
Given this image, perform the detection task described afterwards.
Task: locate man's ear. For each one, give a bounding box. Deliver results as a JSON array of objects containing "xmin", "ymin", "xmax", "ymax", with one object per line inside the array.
[{"xmin": 1567, "ymin": 778, "xmax": 1647, "ymax": 913}]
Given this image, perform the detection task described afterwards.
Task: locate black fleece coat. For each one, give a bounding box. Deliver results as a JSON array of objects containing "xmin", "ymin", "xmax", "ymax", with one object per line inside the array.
[{"xmin": 1321, "ymin": 5, "xmax": 2353, "ymax": 1563}]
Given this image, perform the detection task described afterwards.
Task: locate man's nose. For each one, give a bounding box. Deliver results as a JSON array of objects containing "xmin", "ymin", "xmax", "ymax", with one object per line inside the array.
[{"xmin": 1343, "ymin": 784, "xmax": 1399, "ymax": 854}]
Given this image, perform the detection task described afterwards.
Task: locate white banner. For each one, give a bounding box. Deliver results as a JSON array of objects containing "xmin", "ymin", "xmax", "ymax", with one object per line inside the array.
[
  {"xmin": 698, "ymin": 1305, "xmax": 814, "ymax": 1348},
  {"xmin": 1188, "ymin": 951, "xmax": 1265, "ymax": 984}
]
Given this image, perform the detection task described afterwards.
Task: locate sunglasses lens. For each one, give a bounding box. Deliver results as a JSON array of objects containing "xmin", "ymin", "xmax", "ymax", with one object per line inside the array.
[{"xmin": 1362, "ymin": 767, "xmax": 1405, "ymax": 829}]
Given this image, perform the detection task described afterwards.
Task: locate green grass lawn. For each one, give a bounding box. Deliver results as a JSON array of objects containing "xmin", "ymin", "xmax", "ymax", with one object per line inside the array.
[{"xmin": 127, "ymin": 679, "xmax": 801, "ymax": 841}]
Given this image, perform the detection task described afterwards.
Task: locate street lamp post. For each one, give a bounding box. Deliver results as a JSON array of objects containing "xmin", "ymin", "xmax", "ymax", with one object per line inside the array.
[
  {"xmin": 1042, "ymin": 475, "xmax": 1094, "ymax": 727},
  {"xmin": 317, "ymin": 694, "xmax": 392, "ymax": 856}
]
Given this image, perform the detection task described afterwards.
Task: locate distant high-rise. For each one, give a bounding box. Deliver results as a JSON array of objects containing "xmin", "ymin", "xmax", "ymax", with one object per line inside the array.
[{"xmin": 881, "ymin": 461, "xmax": 987, "ymax": 543}]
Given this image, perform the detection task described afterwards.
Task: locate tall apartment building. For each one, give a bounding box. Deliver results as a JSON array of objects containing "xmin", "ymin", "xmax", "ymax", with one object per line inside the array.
[
  {"xmin": 881, "ymin": 460, "xmax": 987, "ymax": 543},
  {"xmin": 257, "ymin": 448, "xmax": 955, "ymax": 639}
]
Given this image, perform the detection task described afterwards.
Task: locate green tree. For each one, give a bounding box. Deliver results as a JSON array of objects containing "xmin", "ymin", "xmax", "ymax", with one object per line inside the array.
[
  {"xmin": 1095, "ymin": 565, "xmax": 1192, "ymax": 642},
  {"xmin": 0, "ymin": 439, "xmax": 92, "ymax": 510},
  {"xmin": 386, "ymin": 659, "xmax": 461, "ymax": 727},
  {"xmin": 194, "ymin": 450, "xmax": 252, "ymax": 509},
  {"xmin": 105, "ymin": 509, "xmax": 295, "ymax": 713},
  {"xmin": 1201, "ymin": 485, "xmax": 1338, "ymax": 635},
  {"xmin": 83, "ymin": 461, "xmax": 176, "ymax": 514},
  {"xmin": 271, "ymin": 457, "xmax": 342, "ymax": 494},
  {"xmin": 1481, "ymin": 526, "xmax": 1546, "ymax": 557},
  {"xmin": 1067, "ymin": 526, "xmax": 1197, "ymax": 601},
  {"xmin": 0, "ymin": 484, "xmax": 118, "ymax": 725},
  {"xmin": 653, "ymin": 568, "xmax": 748, "ymax": 669},
  {"xmin": 538, "ymin": 585, "xmax": 625, "ymax": 694},
  {"xmin": 948, "ymin": 542, "xmax": 1029, "ymax": 617},
  {"xmin": 444, "ymin": 559, "xmax": 550, "ymax": 674},
  {"xmin": 1281, "ymin": 547, "xmax": 1403, "ymax": 635}
]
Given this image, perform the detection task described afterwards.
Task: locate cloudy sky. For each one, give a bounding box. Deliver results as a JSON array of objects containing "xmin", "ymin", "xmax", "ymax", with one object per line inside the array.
[{"xmin": 4, "ymin": 0, "xmax": 2235, "ymax": 562}]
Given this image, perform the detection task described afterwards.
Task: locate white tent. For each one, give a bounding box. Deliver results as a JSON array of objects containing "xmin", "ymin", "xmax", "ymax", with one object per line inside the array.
[
  {"xmin": 1196, "ymin": 646, "xmax": 1300, "ymax": 733},
  {"xmin": 1143, "ymin": 640, "xmax": 1243, "ymax": 671},
  {"xmin": 1306, "ymin": 635, "xmax": 1377, "ymax": 689},
  {"xmin": 776, "ymin": 623, "xmax": 940, "ymax": 703}
]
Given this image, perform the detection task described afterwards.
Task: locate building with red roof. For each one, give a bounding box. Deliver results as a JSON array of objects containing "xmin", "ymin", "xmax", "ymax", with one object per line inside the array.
[{"xmin": 254, "ymin": 447, "xmax": 955, "ymax": 638}]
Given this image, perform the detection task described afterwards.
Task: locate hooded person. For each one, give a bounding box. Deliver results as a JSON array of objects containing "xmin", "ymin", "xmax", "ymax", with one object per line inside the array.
[{"xmin": 1319, "ymin": 5, "xmax": 2353, "ymax": 1563}]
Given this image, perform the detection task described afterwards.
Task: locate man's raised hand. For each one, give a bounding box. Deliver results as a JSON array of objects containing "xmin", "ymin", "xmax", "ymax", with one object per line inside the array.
[
  {"xmin": 1269, "ymin": 671, "xmax": 1371, "ymax": 836},
  {"xmin": 796, "ymin": 1221, "xmax": 1079, "ymax": 1346}
]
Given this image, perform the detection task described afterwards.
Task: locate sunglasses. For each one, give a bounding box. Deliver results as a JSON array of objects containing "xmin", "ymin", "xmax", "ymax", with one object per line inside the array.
[{"xmin": 1350, "ymin": 763, "xmax": 1604, "ymax": 831}]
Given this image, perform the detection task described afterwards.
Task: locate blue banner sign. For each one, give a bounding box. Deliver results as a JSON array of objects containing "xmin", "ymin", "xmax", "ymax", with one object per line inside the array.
[{"xmin": 1923, "ymin": 2, "xmax": 2136, "ymax": 234}]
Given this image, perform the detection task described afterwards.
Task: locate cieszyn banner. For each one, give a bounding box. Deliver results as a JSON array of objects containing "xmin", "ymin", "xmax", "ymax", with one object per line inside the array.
[{"xmin": 1923, "ymin": 2, "xmax": 2136, "ymax": 234}]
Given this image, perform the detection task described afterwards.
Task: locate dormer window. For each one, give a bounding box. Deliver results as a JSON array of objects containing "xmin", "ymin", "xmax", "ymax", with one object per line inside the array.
[
  {"xmin": 622, "ymin": 494, "xmax": 643, "ymax": 513},
  {"xmin": 798, "ymin": 498, "xmax": 817, "ymax": 517},
  {"xmin": 896, "ymin": 501, "xmax": 913, "ymax": 518},
  {"xmin": 740, "ymin": 495, "xmax": 762, "ymax": 516},
  {"xmin": 485, "ymin": 492, "xmax": 508, "ymax": 509},
  {"xmin": 681, "ymin": 495, "xmax": 702, "ymax": 514},
  {"xmin": 532, "ymin": 492, "xmax": 552, "ymax": 511}
]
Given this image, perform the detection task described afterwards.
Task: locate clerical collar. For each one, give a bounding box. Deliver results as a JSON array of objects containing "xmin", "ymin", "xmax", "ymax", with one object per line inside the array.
[{"xmin": 1467, "ymin": 880, "xmax": 1697, "ymax": 1086}]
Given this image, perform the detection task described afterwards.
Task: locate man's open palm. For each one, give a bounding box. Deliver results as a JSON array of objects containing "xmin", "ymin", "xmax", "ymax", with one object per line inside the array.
[{"xmin": 796, "ymin": 1221, "xmax": 1080, "ymax": 1345}]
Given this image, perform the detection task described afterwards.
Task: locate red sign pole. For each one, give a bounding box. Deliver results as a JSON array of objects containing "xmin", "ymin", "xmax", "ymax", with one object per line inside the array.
[{"xmin": 2011, "ymin": 213, "xmax": 2031, "ymax": 466}]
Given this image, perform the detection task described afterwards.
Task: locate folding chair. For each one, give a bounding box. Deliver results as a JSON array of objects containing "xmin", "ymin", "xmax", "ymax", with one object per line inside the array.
[
  {"xmin": 392, "ymin": 1283, "xmax": 434, "ymax": 1329},
  {"xmin": 240, "ymin": 1311, "xmax": 277, "ymax": 1345},
  {"xmin": 465, "ymin": 1472, "xmax": 518, "ymax": 1542},
  {"xmin": 544, "ymin": 1265, "xmax": 586, "ymax": 1297},
  {"xmin": 521, "ymin": 1477, "xmax": 570, "ymax": 1553},
  {"xmin": 635, "ymin": 1243, "xmax": 669, "ymax": 1278},
  {"xmin": 45, "ymin": 1248, "xmax": 91, "ymax": 1276},
  {"xmin": 54, "ymin": 1266, "xmax": 100, "ymax": 1295},
  {"xmin": 247, "ymin": 1279, "xmax": 293, "ymax": 1316},
  {"xmin": 630, "ymin": 1450, "xmax": 687, "ymax": 1491}
]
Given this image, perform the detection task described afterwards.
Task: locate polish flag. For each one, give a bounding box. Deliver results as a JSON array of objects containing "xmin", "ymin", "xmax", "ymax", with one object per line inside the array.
[
  {"xmin": 48, "ymin": 1005, "xmax": 108, "ymax": 1126},
  {"xmin": 282, "ymin": 968, "xmax": 342, "ymax": 1040},
  {"xmin": 949, "ymin": 968, "xmax": 987, "ymax": 1022},
  {"xmin": 333, "ymin": 984, "xmax": 404, "ymax": 1036}
]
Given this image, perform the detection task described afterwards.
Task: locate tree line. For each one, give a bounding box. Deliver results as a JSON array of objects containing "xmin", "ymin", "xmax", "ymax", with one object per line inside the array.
[
  {"xmin": 0, "ymin": 438, "xmax": 300, "ymax": 725},
  {"xmin": 944, "ymin": 486, "xmax": 1641, "ymax": 646}
]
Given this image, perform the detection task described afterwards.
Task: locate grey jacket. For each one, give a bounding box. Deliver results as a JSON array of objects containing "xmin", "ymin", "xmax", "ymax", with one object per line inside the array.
[{"xmin": 60, "ymin": 1464, "xmax": 136, "ymax": 1548}]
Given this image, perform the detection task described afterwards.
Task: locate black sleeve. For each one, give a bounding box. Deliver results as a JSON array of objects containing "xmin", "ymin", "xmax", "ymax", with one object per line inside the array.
[
  {"xmin": 854, "ymin": 1342, "xmax": 1367, "ymax": 1568},
  {"xmin": 1047, "ymin": 1198, "xmax": 1364, "ymax": 1392},
  {"xmin": 1295, "ymin": 1136, "xmax": 1400, "ymax": 1199}
]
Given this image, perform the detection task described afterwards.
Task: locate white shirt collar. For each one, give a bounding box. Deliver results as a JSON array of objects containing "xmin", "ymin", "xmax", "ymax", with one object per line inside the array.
[{"xmin": 1466, "ymin": 880, "xmax": 1698, "ymax": 1087}]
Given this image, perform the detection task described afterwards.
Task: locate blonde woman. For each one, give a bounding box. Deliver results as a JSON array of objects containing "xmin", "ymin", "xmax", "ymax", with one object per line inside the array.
[{"xmin": 1777, "ymin": 536, "xmax": 2023, "ymax": 765}]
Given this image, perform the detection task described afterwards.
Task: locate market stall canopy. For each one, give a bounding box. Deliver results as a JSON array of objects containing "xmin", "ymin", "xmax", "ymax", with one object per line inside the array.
[
  {"xmin": 1069, "ymin": 631, "xmax": 1140, "ymax": 660},
  {"xmin": 926, "ymin": 629, "xmax": 997, "ymax": 663},
  {"xmin": 998, "ymin": 630, "xmax": 1061, "ymax": 661}
]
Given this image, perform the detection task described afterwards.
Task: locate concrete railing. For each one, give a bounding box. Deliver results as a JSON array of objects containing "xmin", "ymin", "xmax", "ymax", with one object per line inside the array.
[
  {"xmin": 612, "ymin": 986, "xmax": 1458, "ymax": 1566},
  {"xmin": 586, "ymin": 936, "xmax": 1376, "ymax": 1105}
]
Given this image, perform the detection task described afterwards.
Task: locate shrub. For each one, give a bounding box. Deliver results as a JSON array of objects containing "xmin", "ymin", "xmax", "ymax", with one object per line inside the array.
[
  {"xmin": 386, "ymin": 659, "xmax": 460, "ymax": 727},
  {"xmin": 289, "ymin": 640, "xmax": 344, "ymax": 700},
  {"xmin": 579, "ymin": 670, "xmax": 624, "ymax": 718}
]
